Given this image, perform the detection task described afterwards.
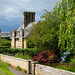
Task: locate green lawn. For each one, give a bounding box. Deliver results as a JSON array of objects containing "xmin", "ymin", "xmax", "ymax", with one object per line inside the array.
[{"xmin": 0, "ymin": 61, "xmax": 15, "ymax": 75}]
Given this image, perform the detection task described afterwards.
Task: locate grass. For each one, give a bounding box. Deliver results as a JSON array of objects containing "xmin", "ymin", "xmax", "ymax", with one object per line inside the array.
[
  {"xmin": 0, "ymin": 61, "xmax": 15, "ymax": 75},
  {"xmin": 15, "ymin": 53, "xmax": 31, "ymax": 60},
  {"xmin": 16, "ymin": 66, "xmax": 27, "ymax": 73},
  {"xmin": 56, "ymin": 56, "xmax": 75, "ymax": 73},
  {"xmin": 45, "ymin": 56, "xmax": 75, "ymax": 73}
]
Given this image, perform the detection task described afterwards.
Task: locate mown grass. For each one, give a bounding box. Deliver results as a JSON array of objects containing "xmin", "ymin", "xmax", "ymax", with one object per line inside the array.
[{"xmin": 0, "ymin": 61, "xmax": 15, "ymax": 75}]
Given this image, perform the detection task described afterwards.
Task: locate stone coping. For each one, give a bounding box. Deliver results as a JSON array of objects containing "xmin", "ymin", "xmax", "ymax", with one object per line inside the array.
[
  {"xmin": 0, "ymin": 54, "xmax": 30, "ymax": 62},
  {"xmin": 35, "ymin": 64, "xmax": 75, "ymax": 74}
]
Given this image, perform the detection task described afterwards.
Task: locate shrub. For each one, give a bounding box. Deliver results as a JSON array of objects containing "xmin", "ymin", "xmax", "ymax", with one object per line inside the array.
[
  {"xmin": 16, "ymin": 66, "xmax": 22, "ymax": 71},
  {"xmin": 0, "ymin": 48, "xmax": 41, "ymax": 60},
  {"xmin": 32, "ymin": 50, "xmax": 60, "ymax": 63},
  {"xmin": 24, "ymin": 70, "xmax": 27, "ymax": 73},
  {"xmin": 0, "ymin": 46, "xmax": 10, "ymax": 49},
  {"xmin": 0, "ymin": 41, "xmax": 11, "ymax": 47}
]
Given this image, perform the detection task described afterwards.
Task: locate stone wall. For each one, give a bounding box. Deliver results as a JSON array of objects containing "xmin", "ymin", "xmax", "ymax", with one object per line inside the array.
[
  {"xmin": 15, "ymin": 39, "xmax": 20, "ymax": 48},
  {"xmin": 32, "ymin": 64, "xmax": 75, "ymax": 75},
  {"xmin": 0, "ymin": 54, "xmax": 75, "ymax": 75},
  {"xmin": 24, "ymin": 39, "xmax": 26, "ymax": 48},
  {"xmin": 11, "ymin": 30, "xmax": 16, "ymax": 48},
  {"xmin": 0, "ymin": 54, "xmax": 31, "ymax": 74}
]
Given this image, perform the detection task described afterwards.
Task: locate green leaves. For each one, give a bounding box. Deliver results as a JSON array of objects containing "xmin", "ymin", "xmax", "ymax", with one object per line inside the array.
[
  {"xmin": 57, "ymin": 0, "xmax": 75, "ymax": 53},
  {"xmin": 27, "ymin": 0, "xmax": 75, "ymax": 54},
  {"xmin": 27, "ymin": 10, "xmax": 59, "ymax": 50}
]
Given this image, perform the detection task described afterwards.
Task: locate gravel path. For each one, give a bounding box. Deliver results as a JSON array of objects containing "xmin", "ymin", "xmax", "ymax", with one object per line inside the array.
[
  {"xmin": 0, "ymin": 71, "xmax": 3, "ymax": 74},
  {"xmin": 8, "ymin": 66, "xmax": 32, "ymax": 75}
]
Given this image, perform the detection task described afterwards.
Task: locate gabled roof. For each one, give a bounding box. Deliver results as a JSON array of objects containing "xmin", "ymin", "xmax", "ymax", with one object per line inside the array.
[
  {"xmin": 24, "ymin": 21, "xmax": 38, "ymax": 38},
  {"xmin": 0, "ymin": 32, "xmax": 11, "ymax": 38},
  {"xmin": 15, "ymin": 21, "xmax": 39, "ymax": 39}
]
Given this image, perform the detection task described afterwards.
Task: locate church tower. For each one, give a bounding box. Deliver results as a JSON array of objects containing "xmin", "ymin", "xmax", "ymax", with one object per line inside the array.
[{"xmin": 23, "ymin": 12, "xmax": 35, "ymax": 29}]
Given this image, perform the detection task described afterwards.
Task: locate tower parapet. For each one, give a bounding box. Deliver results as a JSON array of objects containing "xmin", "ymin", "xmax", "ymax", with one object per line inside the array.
[{"xmin": 23, "ymin": 12, "xmax": 35, "ymax": 29}]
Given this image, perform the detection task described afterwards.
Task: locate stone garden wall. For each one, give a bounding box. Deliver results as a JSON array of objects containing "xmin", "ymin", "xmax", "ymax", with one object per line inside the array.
[
  {"xmin": 0, "ymin": 54, "xmax": 75, "ymax": 75},
  {"xmin": 32, "ymin": 63, "xmax": 75, "ymax": 75},
  {"xmin": 0, "ymin": 54, "xmax": 31, "ymax": 74}
]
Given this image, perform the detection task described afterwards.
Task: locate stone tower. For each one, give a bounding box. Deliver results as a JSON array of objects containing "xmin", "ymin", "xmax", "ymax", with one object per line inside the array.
[{"xmin": 23, "ymin": 12, "xmax": 35, "ymax": 29}]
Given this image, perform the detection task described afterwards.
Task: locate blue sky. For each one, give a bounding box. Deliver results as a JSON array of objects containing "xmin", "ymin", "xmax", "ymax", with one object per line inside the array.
[{"xmin": 0, "ymin": 0, "xmax": 59, "ymax": 32}]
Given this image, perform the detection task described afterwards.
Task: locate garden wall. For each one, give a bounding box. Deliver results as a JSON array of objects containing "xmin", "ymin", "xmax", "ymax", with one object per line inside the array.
[
  {"xmin": 0, "ymin": 54, "xmax": 31, "ymax": 74},
  {"xmin": 0, "ymin": 54, "xmax": 75, "ymax": 75},
  {"xmin": 32, "ymin": 63, "xmax": 75, "ymax": 75}
]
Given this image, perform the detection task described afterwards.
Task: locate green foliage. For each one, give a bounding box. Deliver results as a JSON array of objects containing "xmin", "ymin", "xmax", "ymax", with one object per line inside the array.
[
  {"xmin": 27, "ymin": 10, "xmax": 60, "ymax": 52},
  {"xmin": 55, "ymin": 0, "xmax": 75, "ymax": 52},
  {"xmin": 16, "ymin": 66, "xmax": 22, "ymax": 71},
  {"xmin": 0, "ymin": 61, "xmax": 15, "ymax": 75},
  {"xmin": 24, "ymin": 70, "xmax": 27, "ymax": 73},
  {"xmin": 0, "ymin": 46, "xmax": 10, "ymax": 49},
  {"xmin": 0, "ymin": 40, "xmax": 11, "ymax": 47},
  {"xmin": 16, "ymin": 66, "xmax": 27, "ymax": 73},
  {"xmin": 0, "ymin": 48, "xmax": 41, "ymax": 60},
  {"xmin": 56, "ymin": 56, "xmax": 75, "ymax": 72},
  {"xmin": 27, "ymin": 0, "xmax": 75, "ymax": 54},
  {"xmin": 0, "ymin": 37, "xmax": 1, "ymax": 46},
  {"xmin": 56, "ymin": 63, "xmax": 75, "ymax": 72}
]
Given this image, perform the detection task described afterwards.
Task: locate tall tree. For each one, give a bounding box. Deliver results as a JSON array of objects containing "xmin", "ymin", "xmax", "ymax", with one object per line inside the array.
[
  {"xmin": 27, "ymin": 10, "xmax": 60, "ymax": 52},
  {"xmin": 57, "ymin": 0, "xmax": 75, "ymax": 52}
]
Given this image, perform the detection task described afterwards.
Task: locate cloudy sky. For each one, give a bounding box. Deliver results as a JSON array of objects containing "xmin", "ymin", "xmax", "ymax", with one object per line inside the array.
[{"xmin": 0, "ymin": 0, "xmax": 58, "ymax": 32}]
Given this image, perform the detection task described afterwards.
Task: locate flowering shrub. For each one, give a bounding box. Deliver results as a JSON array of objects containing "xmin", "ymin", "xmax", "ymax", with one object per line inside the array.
[{"xmin": 32, "ymin": 50, "xmax": 59, "ymax": 63}]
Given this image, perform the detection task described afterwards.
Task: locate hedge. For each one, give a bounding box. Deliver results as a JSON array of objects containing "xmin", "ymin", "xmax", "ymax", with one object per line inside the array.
[
  {"xmin": 0, "ymin": 48, "xmax": 41, "ymax": 60},
  {"xmin": 0, "ymin": 46, "xmax": 10, "ymax": 49}
]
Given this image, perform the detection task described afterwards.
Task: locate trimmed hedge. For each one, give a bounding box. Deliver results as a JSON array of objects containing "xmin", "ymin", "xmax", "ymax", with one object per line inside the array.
[
  {"xmin": 0, "ymin": 48, "xmax": 41, "ymax": 60},
  {"xmin": 0, "ymin": 46, "xmax": 10, "ymax": 49}
]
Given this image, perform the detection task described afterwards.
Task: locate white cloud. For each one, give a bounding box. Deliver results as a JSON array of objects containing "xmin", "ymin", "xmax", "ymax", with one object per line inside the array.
[{"xmin": 0, "ymin": 0, "xmax": 58, "ymax": 21}]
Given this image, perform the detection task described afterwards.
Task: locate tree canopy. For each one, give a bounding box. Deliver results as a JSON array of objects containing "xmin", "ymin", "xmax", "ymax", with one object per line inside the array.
[{"xmin": 27, "ymin": 0, "xmax": 75, "ymax": 54}]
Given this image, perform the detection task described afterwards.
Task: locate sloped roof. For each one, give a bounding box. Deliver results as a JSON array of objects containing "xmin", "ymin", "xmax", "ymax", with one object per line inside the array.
[
  {"xmin": 24, "ymin": 21, "xmax": 38, "ymax": 38},
  {"xmin": 0, "ymin": 32, "xmax": 11, "ymax": 38},
  {"xmin": 15, "ymin": 31, "xmax": 20, "ymax": 38},
  {"xmin": 17, "ymin": 25, "xmax": 23, "ymax": 31},
  {"xmin": 15, "ymin": 21, "xmax": 39, "ymax": 39}
]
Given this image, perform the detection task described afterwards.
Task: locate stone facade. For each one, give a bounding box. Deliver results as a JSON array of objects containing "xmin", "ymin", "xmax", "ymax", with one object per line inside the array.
[
  {"xmin": 32, "ymin": 64, "xmax": 75, "ymax": 75},
  {"xmin": 11, "ymin": 30, "xmax": 16, "ymax": 48},
  {"xmin": 23, "ymin": 12, "xmax": 35, "ymax": 29},
  {"xmin": 11, "ymin": 12, "xmax": 35, "ymax": 49}
]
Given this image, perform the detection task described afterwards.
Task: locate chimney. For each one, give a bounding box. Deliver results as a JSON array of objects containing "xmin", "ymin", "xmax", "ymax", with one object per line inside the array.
[
  {"xmin": 0, "ymin": 29, "xmax": 1, "ymax": 33},
  {"xmin": 23, "ymin": 12, "xmax": 35, "ymax": 29}
]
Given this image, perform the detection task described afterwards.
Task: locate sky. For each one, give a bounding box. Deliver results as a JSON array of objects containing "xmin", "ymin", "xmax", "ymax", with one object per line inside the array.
[{"xmin": 0, "ymin": 0, "xmax": 59, "ymax": 32}]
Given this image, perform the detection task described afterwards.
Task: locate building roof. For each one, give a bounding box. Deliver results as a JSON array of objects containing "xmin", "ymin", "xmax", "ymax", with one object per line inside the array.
[
  {"xmin": 15, "ymin": 21, "xmax": 39, "ymax": 39},
  {"xmin": 0, "ymin": 21, "xmax": 38, "ymax": 39},
  {"xmin": 0, "ymin": 32, "xmax": 11, "ymax": 38}
]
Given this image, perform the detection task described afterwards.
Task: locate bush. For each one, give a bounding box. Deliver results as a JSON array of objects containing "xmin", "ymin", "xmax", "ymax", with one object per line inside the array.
[
  {"xmin": 0, "ymin": 41, "xmax": 11, "ymax": 47},
  {"xmin": 0, "ymin": 48, "xmax": 41, "ymax": 60},
  {"xmin": 0, "ymin": 46, "xmax": 10, "ymax": 49},
  {"xmin": 16, "ymin": 66, "xmax": 22, "ymax": 71},
  {"xmin": 32, "ymin": 50, "xmax": 60, "ymax": 63}
]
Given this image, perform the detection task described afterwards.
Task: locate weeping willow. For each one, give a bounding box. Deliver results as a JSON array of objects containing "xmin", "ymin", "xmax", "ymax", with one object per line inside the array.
[{"xmin": 57, "ymin": 0, "xmax": 75, "ymax": 52}]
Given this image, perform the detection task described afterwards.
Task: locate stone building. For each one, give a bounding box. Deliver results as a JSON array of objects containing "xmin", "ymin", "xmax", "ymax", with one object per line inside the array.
[
  {"xmin": 0, "ymin": 29, "xmax": 11, "ymax": 41},
  {"xmin": 11, "ymin": 12, "xmax": 38, "ymax": 48}
]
